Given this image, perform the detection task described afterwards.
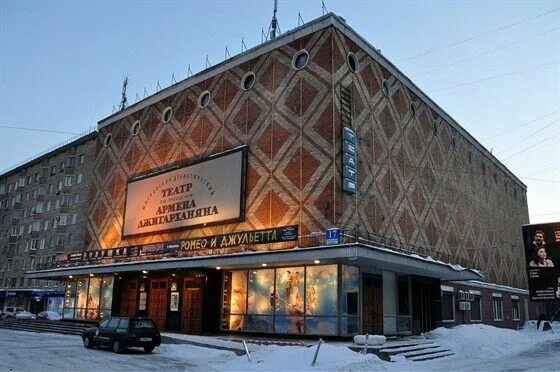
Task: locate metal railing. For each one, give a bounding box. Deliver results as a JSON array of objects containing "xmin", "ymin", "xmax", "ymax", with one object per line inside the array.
[{"xmin": 33, "ymin": 228, "xmax": 478, "ymax": 272}]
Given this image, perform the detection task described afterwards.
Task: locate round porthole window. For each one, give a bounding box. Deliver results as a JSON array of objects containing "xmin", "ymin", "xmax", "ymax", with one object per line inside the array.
[
  {"xmin": 410, "ymin": 102, "xmax": 417, "ymax": 118},
  {"xmin": 382, "ymin": 79, "xmax": 390, "ymax": 97},
  {"xmin": 347, "ymin": 52, "xmax": 359, "ymax": 73},
  {"xmin": 103, "ymin": 133, "xmax": 112, "ymax": 148},
  {"xmin": 241, "ymin": 72, "xmax": 256, "ymax": 91},
  {"xmin": 292, "ymin": 50, "xmax": 309, "ymax": 70},
  {"xmin": 198, "ymin": 91, "xmax": 211, "ymax": 108},
  {"xmin": 161, "ymin": 107, "xmax": 173, "ymax": 123},
  {"xmin": 131, "ymin": 120, "xmax": 141, "ymax": 136}
]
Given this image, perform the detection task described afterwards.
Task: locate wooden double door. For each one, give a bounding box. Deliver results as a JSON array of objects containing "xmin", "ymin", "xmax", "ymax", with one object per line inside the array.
[
  {"xmin": 181, "ymin": 277, "xmax": 204, "ymax": 334},
  {"xmin": 363, "ymin": 274, "xmax": 383, "ymax": 335},
  {"xmin": 121, "ymin": 279, "xmax": 138, "ymax": 316},
  {"xmin": 149, "ymin": 279, "xmax": 168, "ymax": 330}
]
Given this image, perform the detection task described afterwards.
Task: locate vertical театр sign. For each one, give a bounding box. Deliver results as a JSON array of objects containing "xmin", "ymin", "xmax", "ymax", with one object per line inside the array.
[
  {"xmin": 342, "ymin": 127, "xmax": 357, "ymax": 193},
  {"xmin": 123, "ymin": 148, "xmax": 246, "ymax": 236}
]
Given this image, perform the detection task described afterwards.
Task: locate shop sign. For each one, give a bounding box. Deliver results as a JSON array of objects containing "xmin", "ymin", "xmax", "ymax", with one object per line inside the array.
[
  {"xmin": 342, "ymin": 127, "xmax": 357, "ymax": 194},
  {"xmin": 123, "ymin": 147, "xmax": 247, "ymax": 237},
  {"xmin": 325, "ymin": 228, "xmax": 341, "ymax": 245},
  {"xmin": 69, "ymin": 253, "xmax": 83, "ymax": 262},
  {"xmin": 172, "ymin": 225, "xmax": 298, "ymax": 251},
  {"xmin": 522, "ymin": 222, "xmax": 560, "ymax": 302}
]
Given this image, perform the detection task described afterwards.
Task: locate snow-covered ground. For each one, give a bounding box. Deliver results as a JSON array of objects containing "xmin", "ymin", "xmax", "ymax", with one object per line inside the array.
[{"xmin": 0, "ymin": 322, "xmax": 559, "ymax": 371}]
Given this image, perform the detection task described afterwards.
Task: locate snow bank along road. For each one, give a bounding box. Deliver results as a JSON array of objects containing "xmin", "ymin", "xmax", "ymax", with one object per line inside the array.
[{"xmin": 0, "ymin": 322, "xmax": 559, "ymax": 371}]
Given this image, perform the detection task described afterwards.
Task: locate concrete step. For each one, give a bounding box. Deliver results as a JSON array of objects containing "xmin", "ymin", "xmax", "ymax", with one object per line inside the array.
[
  {"xmin": 398, "ymin": 346, "xmax": 449, "ymax": 358},
  {"xmin": 407, "ymin": 350, "xmax": 455, "ymax": 362},
  {"xmin": 380, "ymin": 343, "xmax": 439, "ymax": 354}
]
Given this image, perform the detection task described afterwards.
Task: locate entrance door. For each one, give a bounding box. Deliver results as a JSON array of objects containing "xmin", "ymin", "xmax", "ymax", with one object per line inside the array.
[
  {"xmin": 149, "ymin": 279, "xmax": 168, "ymax": 330},
  {"xmin": 181, "ymin": 277, "xmax": 204, "ymax": 334},
  {"xmin": 121, "ymin": 279, "xmax": 138, "ymax": 316},
  {"xmin": 412, "ymin": 279, "xmax": 435, "ymax": 335},
  {"xmin": 363, "ymin": 274, "xmax": 383, "ymax": 335}
]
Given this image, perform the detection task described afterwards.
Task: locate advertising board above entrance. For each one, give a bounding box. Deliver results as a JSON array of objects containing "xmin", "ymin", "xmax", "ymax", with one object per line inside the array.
[{"xmin": 123, "ymin": 147, "xmax": 247, "ymax": 237}]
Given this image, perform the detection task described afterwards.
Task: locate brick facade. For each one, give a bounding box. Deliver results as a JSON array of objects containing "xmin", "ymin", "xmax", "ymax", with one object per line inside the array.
[{"xmin": 89, "ymin": 20, "xmax": 529, "ymax": 294}]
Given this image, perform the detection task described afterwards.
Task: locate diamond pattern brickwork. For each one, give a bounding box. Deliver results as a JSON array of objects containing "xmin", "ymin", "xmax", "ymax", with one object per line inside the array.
[{"xmin": 89, "ymin": 26, "xmax": 529, "ymax": 289}]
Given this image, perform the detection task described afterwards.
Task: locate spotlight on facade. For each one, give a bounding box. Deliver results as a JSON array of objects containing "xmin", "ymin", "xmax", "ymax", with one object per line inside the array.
[
  {"xmin": 68, "ymin": 275, "xmax": 73, "ymax": 279},
  {"xmin": 314, "ymin": 259, "xmax": 321, "ymax": 264},
  {"xmin": 171, "ymin": 273, "xmax": 176, "ymax": 277},
  {"xmin": 261, "ymin": 263, "xmax": 267, "ymax": 267},
  {"xmin": 216, "ymin": 266, "xmax": 221, "ymax": 270},
  {"xmin": 142, "ymin": 270, "xmax": 148, "ymax": 274},
  {"xmin": 89, "ymin": 274, "xmax": 94, "ymax": 277}
]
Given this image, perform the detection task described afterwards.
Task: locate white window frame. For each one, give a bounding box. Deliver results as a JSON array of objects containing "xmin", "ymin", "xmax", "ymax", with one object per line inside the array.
[
  {"xmin": 64, "ymin": 176, "xmax": 72, "ymax": 187},
  {"xmin": 492, "ymin": 293, "xmax": 503, "ymax": 321},
  {"xmin": 511, "ymin": 296, "xmax": 520, "ymax": 320},
  {"xmin": 76, "ymin": 173, "xmax": 83, "ymax": 184}
]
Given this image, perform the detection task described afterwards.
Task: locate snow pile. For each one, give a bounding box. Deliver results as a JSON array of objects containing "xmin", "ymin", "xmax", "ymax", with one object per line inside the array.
[
  {"xmin": 155, "ymin": 343, "xmax": 233, "ymax": 362},
  {"xmin": 219, "ymin": 343, "xmax": 382, "ymax": 371},
  {"xmin": 424, "ymin": 323, "xmax": 560, "ymax": 360}
]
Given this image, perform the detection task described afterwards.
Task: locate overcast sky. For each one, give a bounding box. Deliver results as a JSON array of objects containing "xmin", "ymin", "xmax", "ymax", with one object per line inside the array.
[{"xmin": 0, "ymin": 0, "xmax": 558, "ymax": 224}]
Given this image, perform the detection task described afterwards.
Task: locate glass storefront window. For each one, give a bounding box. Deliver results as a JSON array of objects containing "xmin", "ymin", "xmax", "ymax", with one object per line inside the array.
[
  {"xmin": 76, "ymin": 278, "xmax": 88, "ymax": 309},
  {"xmin": 222, "ymin": 264, "xmax": 349, "ymax": 336},
  {"xmin": 305, "ymin": 265, "xmax": 337, "ymax": 316},
  {"xmin": 63, "ymin": 276, "xmax": 114, "ymax": 320},
  {"xmin": 100, "ymin": 276, "xmax": 114, "ymax": 313},
  {"xmin": 275, "ymin": 267, "xmax": 304, "ymax": 316},
  {"xmin": 248, "ymin": 269, "xmax": 274, "ymax": 315}
]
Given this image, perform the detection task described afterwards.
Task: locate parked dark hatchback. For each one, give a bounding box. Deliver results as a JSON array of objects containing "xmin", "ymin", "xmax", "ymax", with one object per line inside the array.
[{"xmin": 82, "ymin": 316, "xmax": 161, "ymax": 353}]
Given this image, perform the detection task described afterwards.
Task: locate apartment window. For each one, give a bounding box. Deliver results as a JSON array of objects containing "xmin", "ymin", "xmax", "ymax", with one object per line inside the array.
[
  {"xmin": 470, "ymin": 291, "xmax": 482, "ymax": 321},
  {"xmin": 49, "ymin": 237, "xmax": 56, "ymax": 248},
  {"xmin": 49, "ymin": 184, "xmax": 54, "ymax": 194},
  {"xmin": 512, "ymin": 297, "xmax": 520, "ymax": 320},
  {"xmin": 39, "ymin": 238, "xmax": 45, "ymax": 250},
  {"xmin": 43, "ymin": 220, "xmax": 49, "ymax": 231},
  {"xmin": 30, "ymin": 239, "xmax": 39, "ymax": 250},
  {"xmin": 76, "ymin": 173, "xmax": 83, "ymax": 184},
  {"xmin": 57, "ymin": 180, "xmax": 63, "ymax": 191},
  {"xmin": 54, "ymin": 199, "xmax": 60, "ymax": 210},
  {"xmin": 62, "ymin": 195, "xmax": 71, "ymax": 206},
  {"xmin": 441, "ymin": 286, "xmax": 455, "ymax": 322},
  {"xmin": 65, "ymin": 176, "xmax": 72, "ymax": 187},
  {"xmin": 35, "ymin": 203, "xmax": 43, "ymax": 213},
  {"xmin": 42, "ymin": 167, "xmax": 49, "ymax": 177},
  {"xmin": 32, "ymin": 189, "xmax": 38, "ymax": 199},
  {"xmin": 56, "ymin": 235, "xmax": 65, "ymax": 246},
  {"xmin": 19, "ymin": 278, "xmax": 24, "ymax": 287},
  {"xmin": 0, "ymin": 185, "xmax": 5, "ymax": 195},
  {"xmin": 78, "ymin": 154, "xmax": 85, "ymax": 165},
  {"xmin": 38, "ymin": 186, "xmax": 46, "ymax": 196},
  {"xmin": 68, "ymin": 233, "xmax": 73, "ymax": 244},
  {"xmin": 46, "ymin": 201, "xmax": 51, "ymax": 212},
  {"xmin": 26, "ymin": 176, "xmax": 32, "ymax": 185},
  {"xmin": 59, "ymin": 214, "xmax": 68, "ymax": 226},
  {"xmin": 23, "ymin": 209, "xmax": 28, "ymax": 218},
  {"xmin": 492, "ymin": 293, "xmax": 503, "ymax": 321},
  {"xmin": 68, "ymin": 157, "xmax": 76, "ymax": 167},
  {"xmin": 34, "ymin": 172, "xmax": 40, "ymax": 182},
  {"xmin": 8, "ymin": 184, "xmax": 12, "ymax": 192},
  {"xmin": 33, "ymin": 221, "xmax": 41, "ymax": 231},
  {"xmin": 60, "ymin": 162, "xmax": 65, "ymax": 172},
  {"xmin": 71, "ymin": 213, "xmax": 78, "ymax": 225},
  {"xmin": 10, "ymin": 226, "xmax": 19, "ymax": 237},
  {"xmin": 51, "ymin": 166, "xmax": 56, "ymax": 175},
  {"xmin": 73, "ymin": 194, "xmax": 80, "ymax": 204},
  {"xmin": 15, "ymin": 193, "xmax": 22, "ymax": 203},
  {"xmin": 52, "ymin": 217, "xmax": 58, "ymax": 229},
  {"xmin": 27, "ymin": 224, "xmax": 33, "ymax": 234}
]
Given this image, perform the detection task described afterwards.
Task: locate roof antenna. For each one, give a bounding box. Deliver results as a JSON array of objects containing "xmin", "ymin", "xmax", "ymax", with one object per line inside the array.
[
  {"xmin": 298, "ymin": 12, "xmax": 304, "ymax": 26},
  {"xmin": 322, "ymin": 0, "xmax": 328, "ymax": 15},
  {"xmin": 119, "ymin": 76, "xmax": 128, "ymax": 111},
  {"xmin": 241, "ymin": 37, "xmax": 247, "ymax": 52},
  {"xmin": 187, "ymin": 64, "xmax": 193, "ymax": 77},
  {"xmin": 270, "ymin": 0, "xmax": 279, "ymax": 39}
]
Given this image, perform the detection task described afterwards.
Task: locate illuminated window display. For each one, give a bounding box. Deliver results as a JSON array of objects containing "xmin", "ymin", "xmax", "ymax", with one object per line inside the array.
[
  {"xmin": 63, "ymin": 276, "xmax": 114, "ymax": 320},
  {"xmin": 341, "ymin": 265, "xmax": 359, "ymax": 335},
  {"xmin": 222, "ymin": 264, "xmax": 354, "ymax": 336}
]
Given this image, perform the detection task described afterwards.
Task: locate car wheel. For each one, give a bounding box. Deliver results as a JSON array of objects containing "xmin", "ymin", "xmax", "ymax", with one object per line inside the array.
[
  {"xmin": 83, "ymin": 336, "xmax": 92, "ymax": 349},
  {"xmin": 113, "ymin": 341, "xmax": 125, "ymax": 354},
  {"xmin": 143, "ymin": 346, "xmax": 155, "ymax": 354}
]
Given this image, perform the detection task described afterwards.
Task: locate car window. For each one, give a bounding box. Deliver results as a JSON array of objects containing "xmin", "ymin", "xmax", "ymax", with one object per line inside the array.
[
  {"xmin": 118, "ymin": 318, "xmax": 130, "ymax": 329},
  {"xmin": 98, "ymin": 318, "xmax": 111, "ymax": 328},
  {"xmin": 133, "ymin": 319, "xmax": 156, "ymax": 329},
  {"xmin": 15, "ymin": 309, "xmax": 25, "ymax": 313},
  {"xmin": 107, "ymin": 318, "xmax": 121, "ymax": 328},
  {"xmin": 7, "ymin": 307, "xmax": 13, "ymax": 312}
]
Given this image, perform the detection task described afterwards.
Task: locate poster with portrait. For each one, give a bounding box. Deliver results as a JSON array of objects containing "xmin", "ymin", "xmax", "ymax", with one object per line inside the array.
[
  {"xmin": 522, "ymin": 222, "xmax": 560, "ymax": 302},
  {"xmin": 170, "ymin": 292, "xmax": 179, "ymax": 312}
]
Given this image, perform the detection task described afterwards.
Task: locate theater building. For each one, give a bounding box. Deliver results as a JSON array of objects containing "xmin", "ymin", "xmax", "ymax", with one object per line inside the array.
[{"xmin": 27, "ymin": 13, "xmax": 532, "ymax": 336}]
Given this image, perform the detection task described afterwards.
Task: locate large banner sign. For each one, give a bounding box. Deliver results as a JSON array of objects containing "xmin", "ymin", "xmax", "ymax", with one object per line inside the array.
[
  {"xmin": 123, "ymin": 147, "xmax": 247, "ymax": 237},
  {"xmin": 522, "ymin": 222, "xmax": 560, "ymax": 302}
]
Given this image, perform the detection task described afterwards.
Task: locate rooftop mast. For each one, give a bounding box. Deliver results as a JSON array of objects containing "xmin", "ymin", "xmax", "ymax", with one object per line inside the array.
[{"xmin": 270, "ymin": 0, "xmax": 279, "ymax": 39}]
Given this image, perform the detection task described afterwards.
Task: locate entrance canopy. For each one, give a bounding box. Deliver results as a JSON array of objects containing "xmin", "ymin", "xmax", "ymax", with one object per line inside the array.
[{"xmin": 27, "ymin": 243, "xmax": 483, "ymax": 281}]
